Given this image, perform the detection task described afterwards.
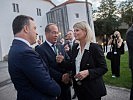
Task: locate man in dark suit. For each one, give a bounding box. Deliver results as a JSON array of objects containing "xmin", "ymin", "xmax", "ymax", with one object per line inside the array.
[
  {"xmin": 8, "ymin": 15, "xmax": 61, "ymax": 100},
  {"xmin": 64, "ymin": 30, "xmax": 76, "ymax": 58},
  {"xmin": 35, "ymin": 23, "xmax": 71, "ymax": 100},
  {"xmin": 126, "ymin": 16, "xmax": 133, "ymax": 100},
  {"xmin": 64, "ymin": 30, "xmax": 77, "ymax": 99}
]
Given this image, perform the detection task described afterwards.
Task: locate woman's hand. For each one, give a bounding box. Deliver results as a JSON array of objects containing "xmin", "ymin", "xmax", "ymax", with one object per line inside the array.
[
  {"xmin": 74, "ymin": 70, "xmax": 89, "ymax": 80},
  {"xmin": 64, "ymin": 44, "xmax": 70, "ymax": 52},
  {"xmin": 117, "ymin": 38, "xmax": 123, "ymax": 48}
]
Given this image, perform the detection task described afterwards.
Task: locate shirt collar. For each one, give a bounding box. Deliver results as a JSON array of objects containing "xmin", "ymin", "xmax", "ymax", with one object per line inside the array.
[
  {"xmin": 14, "ymin": 37, "xmax": 31, "ymax": 47},
  {"xmin": 69, "ymin": 38, "xmax": 75, "ymax": 43},
  {"xmin": 46, "ymin": 40, "xmax": 54, "ymax": 47},
  {"xmin": 77, "ymin": 42, "xmax": 90, "ymax": 50},
  {"xmin": 72, "ymin": 38, "xmax": 75, "ymax": 43}
]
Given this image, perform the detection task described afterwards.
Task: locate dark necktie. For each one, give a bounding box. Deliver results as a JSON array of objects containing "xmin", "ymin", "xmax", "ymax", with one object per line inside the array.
[
  {"xmin": 69, "ymin": 41, "xmax": 73, "ymax": 50},
  {"xmin": 52, "ymin": 44, "xmax": 57, "ymax": 54}
]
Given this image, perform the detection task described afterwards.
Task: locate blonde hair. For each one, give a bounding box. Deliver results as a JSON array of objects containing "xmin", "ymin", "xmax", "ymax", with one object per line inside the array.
[
  {"xmin": 114, "ymin": 31, "xmax": 121, "ymax": 37},
  {"xmin": 73, "ymin": 21, "xmax": 94, "ymax": 42}
]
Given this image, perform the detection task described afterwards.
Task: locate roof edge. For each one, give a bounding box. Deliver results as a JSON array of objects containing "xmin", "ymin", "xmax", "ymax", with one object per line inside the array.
[
  {"xmin": 55, "ymin": 0, "xmax": 92, "ymax": 8},
  {"xmin": 43, "ymin": 0, "xmax": 56, "ymax": 7}
]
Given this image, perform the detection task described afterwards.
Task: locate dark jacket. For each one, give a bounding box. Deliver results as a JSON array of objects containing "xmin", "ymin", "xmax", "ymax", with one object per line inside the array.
[
  {"xmin": 126, "ymin": 24, "xmax": 133, "ymax": 69},
  {"xmin": 64, "ymin": 40, "xmax": 77, "ymax": 59},
  {"xmin": 8, "ymin": 40, "xmax": 61, "ymax": 100},
  {"xmin": 71, "ymin": 43, "xmax": 108, "ymax": 99},
  {"xmin": 35, "ymin": 41, "xmax": 70, "ymax": 82},
  {"xmin": 35, "ymin": 41, "xmax": 71, "ymax": 100}
]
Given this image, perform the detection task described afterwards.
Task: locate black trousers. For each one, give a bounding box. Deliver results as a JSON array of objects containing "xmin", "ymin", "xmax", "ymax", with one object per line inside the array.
[
  {"xmin": 111, "ymin": 54, "xmax": 120, "ymax": 77},
  {"xmin": 57, "ymin": 85, "xmax": 71, "ymax": 100},
  {"xmin": 130, "ymin": 69, "xmax": 133, "ymax": 100},
  {"xmin": 74, "ymin": 84, "xmax": 101, "ymax": 100},
  {"xmin": 77, "ymin": 95, "xmax": 101, "ymax": 100}
]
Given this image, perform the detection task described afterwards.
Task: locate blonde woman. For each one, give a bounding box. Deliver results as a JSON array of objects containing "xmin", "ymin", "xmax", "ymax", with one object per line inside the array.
[
  {"xmin": 71, "ymin": 21, "xmax": 108, "ymax": 100},
  {"xmin": 108, "ymin": 31, "xmax": 124, "ymax": 78}
]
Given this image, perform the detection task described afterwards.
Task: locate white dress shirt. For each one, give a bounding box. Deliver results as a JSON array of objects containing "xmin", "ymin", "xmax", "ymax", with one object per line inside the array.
[
  {"xmin": 46, "ymin": 40, "xmax": 58, "ymax": 54},
  {"xmin": 14, "ymin": 37, "xmax": 31, "ymax": 47},
  {"xmin": 75, "ymin": 42, "xmax": 90, "ymax": 74}
]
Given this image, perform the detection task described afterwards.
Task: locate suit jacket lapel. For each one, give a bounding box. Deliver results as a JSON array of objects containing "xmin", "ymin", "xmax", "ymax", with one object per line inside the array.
[
  {"xmin": 72, "ymin": 48, "xmax": 79, "ymax": 74},
  {"xmin": 73, "ymin": 48, "xmax": 79, "ymax": 60},
  {"xmin": 80, "ymin": 49, "xmax": 91, "ymax": 70},
  {"xmin": 13, "ymin": 39, "xmax": 32, "ymax": 50},
  {"xmin": 44, "ymin": 42, "xmax": 56, "ymax": 56},
  {"xmin": 73, "ymin": 48, "xmax": 91, "ymax": 73}
]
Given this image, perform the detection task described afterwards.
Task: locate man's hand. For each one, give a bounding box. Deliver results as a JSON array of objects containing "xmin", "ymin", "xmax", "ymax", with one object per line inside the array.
[
  {"xmin": 62, "ymin": 73, "xmax": 70, "ymax": 84},
  {"xmin": 56, "ymin": 54, "xmax": 64, "ymax": 63},
  {"xmin": 64, "ymin": 44, "xmax": 70, "ymax": 52}
]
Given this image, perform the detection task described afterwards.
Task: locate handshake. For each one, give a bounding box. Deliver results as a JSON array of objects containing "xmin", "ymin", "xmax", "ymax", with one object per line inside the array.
[
  {"xmin": 62, "ymin": 71, "xmax": 82, "ymax": 86},
  {"xmin": 56, "ymin": 53, "xmax": 64, "ymax": 63},
  {"xmin": 62, "ymin": 73, "xmax": 72, "ymax": 86}
]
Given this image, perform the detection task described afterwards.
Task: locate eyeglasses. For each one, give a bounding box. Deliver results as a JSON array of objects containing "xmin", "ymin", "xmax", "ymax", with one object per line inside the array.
[{"xmin": 50, "ymin": 31, "xmax": 59, "ymax": 35}]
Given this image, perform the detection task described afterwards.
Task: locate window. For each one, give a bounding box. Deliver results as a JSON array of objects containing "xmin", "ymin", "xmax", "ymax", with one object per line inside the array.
[
  {"xmin": 75, "ymin": 13, "xmax": 79, "ymax": 18},
  {"xmin": 37, "ymin": 8, "xmax": 41, "ymax": 16},
  {"xmin": 12, "ymin": 3, "xmax": 19, "ymax": 13}
]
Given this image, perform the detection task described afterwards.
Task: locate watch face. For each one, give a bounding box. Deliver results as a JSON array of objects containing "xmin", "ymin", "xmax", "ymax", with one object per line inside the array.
[
  {"xmin": 75, "ymin": 78, "xmax": 82, "ymax": 85},
  {"xmin": 114, "ymin": 52, "xmax": 117, "ymax": 54},
  {"xmin": 77, "ymin": 81, "xmax": 82, "ymax": 85}
]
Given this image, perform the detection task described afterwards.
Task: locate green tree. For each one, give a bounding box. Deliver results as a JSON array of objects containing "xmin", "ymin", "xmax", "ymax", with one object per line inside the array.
[
  {"xmin": 119, "ymin": 0, "xmax": 133, "ymax": 26},
  {"xmin": 93, "ymin": 0, "xmax": 121, "ymax": 35}
]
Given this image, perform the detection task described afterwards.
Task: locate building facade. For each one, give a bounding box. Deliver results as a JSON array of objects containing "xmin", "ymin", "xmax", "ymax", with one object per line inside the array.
[
  {"xmin": 0, "ymin": 0, "xmax": 95, "ymax": 61},
  {"xmin": 0, "ymin": 0, "xmax": 55, "ymax": 61},
  {"xmin": 47, "ymin": 0, "xmax": 95, "ymax": 39}
]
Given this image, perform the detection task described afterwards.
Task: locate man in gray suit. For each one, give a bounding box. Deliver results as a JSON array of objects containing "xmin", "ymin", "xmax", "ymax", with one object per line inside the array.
[{"xmin": 126, "ymin": 16, "xmax": 133, "ymax": 100}]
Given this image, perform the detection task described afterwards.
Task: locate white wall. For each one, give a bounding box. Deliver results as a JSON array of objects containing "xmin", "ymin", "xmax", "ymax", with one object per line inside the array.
[
  {"xmin": 0, "ymin": 0, "xmax": 14, "ymax": 61},
  {"xmin": 0, "ymin": 0, "xmax": 54, "ymax": 61},
  {"xmin": 66, "ymin": 3, "xmax": 96, "ymax": 42},
  {"xmin": 67, "ymin": 3, "xmax": 88, "ymax": 30}
]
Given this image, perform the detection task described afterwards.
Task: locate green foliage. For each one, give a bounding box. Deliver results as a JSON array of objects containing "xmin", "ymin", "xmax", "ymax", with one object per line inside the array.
[
  {"xmin": 119, "ymin": 0, "xmax": 133, "ymax": 26},
  {"xmin": 104, "ymin": 51, "xmax": 132, "ymax": 89},
  {"xmin": 94, "ymin": 0, "xmax": 121, "ymax": 35},
  {"xmin": 97, "ymin": 0, "xmax": 117, "ymax": 19}
]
